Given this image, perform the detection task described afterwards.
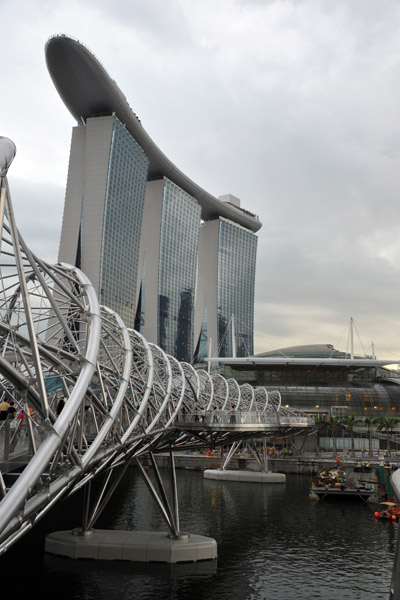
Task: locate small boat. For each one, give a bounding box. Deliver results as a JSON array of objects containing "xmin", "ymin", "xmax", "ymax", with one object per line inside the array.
[
  {"xmin": 310, "ymin": 462, "xmax": 379, "ymax": 501},
  {"xmin": 374, "ymin": 501, "xmax": 400, "ymax": 521}
]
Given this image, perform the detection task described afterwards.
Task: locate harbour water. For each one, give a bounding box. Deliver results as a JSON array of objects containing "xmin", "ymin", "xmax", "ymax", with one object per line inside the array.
[{"xmin": 1, "ymin": 467, "xmax": 396, "ymax": 599}]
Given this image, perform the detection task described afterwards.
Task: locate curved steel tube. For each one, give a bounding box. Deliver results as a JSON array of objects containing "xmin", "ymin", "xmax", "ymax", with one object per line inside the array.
[{"xmin": 0, "ymin": 155, "xmax": 313, "ymax": 554}]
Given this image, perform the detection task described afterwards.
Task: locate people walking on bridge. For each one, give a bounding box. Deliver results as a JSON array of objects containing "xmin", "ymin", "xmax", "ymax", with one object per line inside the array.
[
  {"xmin": 56, "ymin": 398, "xmax": 65, "ymax": 416},
  {"xmin": 230, "ymin": 405, "xmax": 236, "ymax": 424},
  {"xmin": 0, "ymin": 398, "xmax": 10, "ymax": 421},
  {"xmin": 6, "ymin": 401, "xmax": 16, "ymax": 420},
  {"xmin": 9, "ymin": 409, "xmax": 25, "ymax": 453},
  {"xmin": 181, "ymin": 407, "xmax": 186, "ymax": 422}
]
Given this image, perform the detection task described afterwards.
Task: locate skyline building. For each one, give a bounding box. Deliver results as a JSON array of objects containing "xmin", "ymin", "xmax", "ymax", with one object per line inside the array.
[
  {"xmin": 46, "ymin": 34, "xmax": 262, "ymax": 361},
  {"xmin": 213, "ymin": 346, "xmax": 400, "ymax": 420},
  {"xmin": 58, "ymin": 114, "xmax": 149, "ymax": 327},
  {"xmin": 195, "ymin": 212, "xmax": 258, "ymax": 361},
  {"xmin": 136, "ymin": 177, "xmax": 201, "ymax": 362}
]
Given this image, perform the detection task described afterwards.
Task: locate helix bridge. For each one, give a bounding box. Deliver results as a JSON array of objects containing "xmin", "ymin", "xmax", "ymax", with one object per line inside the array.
[{"xmin": 0, "ymin": 136, "xmax": 313, "ymax": 555}]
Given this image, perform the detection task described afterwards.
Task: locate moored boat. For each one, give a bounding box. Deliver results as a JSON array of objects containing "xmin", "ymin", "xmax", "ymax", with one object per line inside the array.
[
  {"xmin": 374, "ymin": 501, "xmax": 400, "ymax": 521},
  {"xmin": 310, "ymin": 462, "xmax": 379, "ymax": 501}
]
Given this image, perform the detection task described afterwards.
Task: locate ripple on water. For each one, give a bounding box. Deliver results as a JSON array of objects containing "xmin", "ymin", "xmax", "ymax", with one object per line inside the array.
[{"xmin": 0, "ymin": 469, "xmax": 395, "ymax": 600}]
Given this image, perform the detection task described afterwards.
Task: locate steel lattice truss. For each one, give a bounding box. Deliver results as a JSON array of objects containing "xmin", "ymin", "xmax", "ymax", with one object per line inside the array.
[{"xmin": 0, "ymin": 137, "xmax": 313, "ymax": 554}]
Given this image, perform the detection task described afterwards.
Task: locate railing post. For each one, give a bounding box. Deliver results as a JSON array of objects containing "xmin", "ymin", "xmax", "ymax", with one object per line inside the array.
[{"xmin": 2, "ymin": 422, "xmax": 9, "ymax": 461}]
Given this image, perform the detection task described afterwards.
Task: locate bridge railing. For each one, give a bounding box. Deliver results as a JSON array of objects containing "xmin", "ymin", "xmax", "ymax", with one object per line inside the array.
[
  {"xmin": 280, "ymin": 416, "xmax": 314, "ymax": 426},
  {"xmin": 176, "ymin": 410, "xmax": 280, "ymax": 427},
  {"xmin": 0, "ymin": 414, "xmax": 47, "ymax": 463}
]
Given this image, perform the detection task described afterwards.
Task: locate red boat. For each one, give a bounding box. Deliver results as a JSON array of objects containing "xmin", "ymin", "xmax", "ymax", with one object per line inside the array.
[{"xmin": 374, "ymin": 501, "xmax": 400, "ymax": 521}]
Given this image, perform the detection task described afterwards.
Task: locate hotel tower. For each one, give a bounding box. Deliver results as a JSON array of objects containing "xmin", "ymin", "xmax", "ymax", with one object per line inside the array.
[{"xmin": 46, "ymin": 35, "xmax": 261, "ymax": 362}]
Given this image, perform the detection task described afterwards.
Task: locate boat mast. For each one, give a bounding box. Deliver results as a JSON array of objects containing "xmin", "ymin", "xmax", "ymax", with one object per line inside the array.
[
  {"xmin": 350, "ymin": 316, "xmax": 354, "ymax": 359},
  {"xmin": 231, "ymin": 314, "xmax": 237, "ymax": 358}
]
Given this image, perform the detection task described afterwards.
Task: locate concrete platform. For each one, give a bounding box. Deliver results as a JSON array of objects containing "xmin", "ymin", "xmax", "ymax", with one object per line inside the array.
[
  {"xmin": 203, "ymin": 469, "xmax": 286, "ymax": 483},
  {"xmin": 45, "ymin": 529, "xmax": 217, "ymax": 563}
]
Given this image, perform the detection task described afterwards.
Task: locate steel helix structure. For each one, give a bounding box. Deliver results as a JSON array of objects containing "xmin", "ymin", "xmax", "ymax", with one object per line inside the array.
[{"xmin": 0, "ymin": 137, "xmax": 313, "ymax": 554}]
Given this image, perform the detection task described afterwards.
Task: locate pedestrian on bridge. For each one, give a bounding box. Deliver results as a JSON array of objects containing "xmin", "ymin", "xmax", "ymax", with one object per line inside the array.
[
  {"xmin": 56, "ymin": 398, "xmax": 65, "ymax": 416},
  {"xmin": 6, "ymin": 401, "xmax": 16, "ymax": 420},
  {"xmin": 0, "ymin": 398, "xmax": 9, "ymax": 421}
]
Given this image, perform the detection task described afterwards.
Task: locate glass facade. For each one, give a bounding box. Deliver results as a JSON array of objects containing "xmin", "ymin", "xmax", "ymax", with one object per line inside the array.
[
  {"xmin": 63, "ymin": 117, "xmax": 259, "ymax": 364},
  {"xmin": 99, "ymin": 116, "xmax": 149, "ymax": 327},
  {"xmin": 217, "ymin": 218, "xmax": 257, "ymax": 358},
  {"xmin": 157, "ymin": 179, "xmax": 201, "ymax": 361},
  {"xmin": 196, "ymin": 305, "xmax": 209, "ymax": 363},
  {"xmin": 222, "ymin": 363, "xmax": 400, "ymax": 417},
  {"xmin": 54, "ymin": 36, "xmax": 262, "ymax": 365}
]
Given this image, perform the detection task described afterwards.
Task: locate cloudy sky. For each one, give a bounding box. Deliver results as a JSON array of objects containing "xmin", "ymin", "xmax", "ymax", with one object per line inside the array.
[{"xmin": 2, "ymin": 0, "xmax": 400, "ymax": 359}]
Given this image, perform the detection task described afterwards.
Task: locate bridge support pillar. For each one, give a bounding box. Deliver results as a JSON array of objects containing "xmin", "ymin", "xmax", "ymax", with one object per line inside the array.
[
  {"xmin": 204, "ymin": 469, "xmax": 285, "ymax": 483},
  {"xmin": 45, "ymin": 529, "xmax": 217, "ymax": 563},
  {"xmin": 205, "ymin": 437, "xmax": 285, "ymax": 482},
  {"xmin": 45, "ymin": 451, "xmax": 218, "ymax": 563},
  {"xmin": 135, "ymin": 451, "xmax": 183, "ymax": 538},
  {"xmin": 219, "ymin": 438, "xmax": 277, "ymax": 474}
]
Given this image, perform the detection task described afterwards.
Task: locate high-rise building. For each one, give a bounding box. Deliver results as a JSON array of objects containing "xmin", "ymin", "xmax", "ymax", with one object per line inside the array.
[
  {"xmin": 46, "ymin": 35, "xmax": 261, "ymax": 361},
  {"xmin": 195, "ymin": 212, "xmax": 258, "ymax": 361},
  {"xmin": 137, "ymin": 178, "xmax": 201, "ymax": 361},
  {"xmin": 58, "ymin": 114, "xmax": 149, "ymax": 327}
]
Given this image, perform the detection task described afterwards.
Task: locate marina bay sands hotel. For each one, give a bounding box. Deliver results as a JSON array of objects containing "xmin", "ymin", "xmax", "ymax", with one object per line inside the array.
[{"xmin": 45, "ymin": 35, "xmax": 261, "ymax": 363}]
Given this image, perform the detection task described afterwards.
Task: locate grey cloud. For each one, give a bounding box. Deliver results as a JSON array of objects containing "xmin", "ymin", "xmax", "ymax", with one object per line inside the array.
[
  {"xmin": 10, "ymin": 178, "xmax": 64, "ymax": 263},
  {"xmin": 2, "ymin": 0, "xmax": 400, "ymax": 358}
]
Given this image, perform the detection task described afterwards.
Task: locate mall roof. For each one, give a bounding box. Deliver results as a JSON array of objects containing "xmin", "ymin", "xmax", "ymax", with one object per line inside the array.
[
  {"xmin": 207, "ymin": 344, "xmax": 400, "ymax": 367},
  {"xmin": 256, "ymin": 343, "xmax": 351, "ymax": 359},
  {"xmin": 45, "ymin": 34, "xmax": 261, "ymax": 233},
  {"xmin": 208, "ymin": 357, "xmax": 400, "ymax": 368}
]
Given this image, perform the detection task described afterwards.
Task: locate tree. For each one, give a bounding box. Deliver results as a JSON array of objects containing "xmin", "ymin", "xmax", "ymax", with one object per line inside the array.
[
  {"xmin": 314, "ymin": 416, "xmax": 329, "ymax": 455},
  {"xmin": 376, "ymin": 415, "xmax": 400, "ymax": 456},
  {"xmin": 364, "ymin": 416, "xmax": 376, "ymax": 456},
  {"xmin": 341, "ymin": 413, "xmax": 361, "ymax": 456},
  {"xmin": 329, "ymin": 415, "xmax": 340, "ymax": 456}
]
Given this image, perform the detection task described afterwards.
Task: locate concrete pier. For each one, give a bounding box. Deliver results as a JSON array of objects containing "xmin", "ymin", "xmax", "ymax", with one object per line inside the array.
[
  {"xmin": 203, "ymin": 469, "xmax": 286, "ymax": 483},
  {"xmin": 45, "ymin": 529, "xmax": 217, "ymax": 563}
]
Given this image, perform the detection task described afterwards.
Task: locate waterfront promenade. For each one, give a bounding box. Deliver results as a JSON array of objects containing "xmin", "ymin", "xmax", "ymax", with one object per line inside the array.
[{"xmin": 143, "ymin": 448, "xmax": 399, "ymax": 475}]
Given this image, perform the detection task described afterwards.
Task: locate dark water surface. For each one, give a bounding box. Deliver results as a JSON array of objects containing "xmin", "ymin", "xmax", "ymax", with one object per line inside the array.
[{"xmin": 0, "ymin": 468, "xmax": 396, "ymax": 599}]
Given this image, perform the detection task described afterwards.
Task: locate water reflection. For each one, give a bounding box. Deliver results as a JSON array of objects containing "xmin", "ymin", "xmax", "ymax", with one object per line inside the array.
[{"xmin": 0, "ymin": 468, "xmax": 396, "ymax": 599}]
